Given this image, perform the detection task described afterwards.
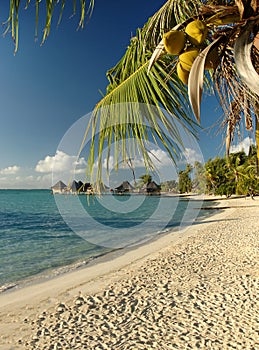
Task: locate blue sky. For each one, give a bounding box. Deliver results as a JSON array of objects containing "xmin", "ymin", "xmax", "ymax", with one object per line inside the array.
[{"xmin": 0, "ymin": 1, "xmax": 253, "ymax": 188}]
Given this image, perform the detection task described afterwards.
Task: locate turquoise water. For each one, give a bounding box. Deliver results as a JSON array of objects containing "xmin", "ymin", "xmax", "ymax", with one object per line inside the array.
[{"xmin": 0, "ymin": 190, "xmax": 215, "ymax": 288}]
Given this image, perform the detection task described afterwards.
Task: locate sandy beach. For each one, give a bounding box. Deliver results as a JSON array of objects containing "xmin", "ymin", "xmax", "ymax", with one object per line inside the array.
[{"xmin": 0, "ymin": 197, "xmax": 258, "ymax": 349}]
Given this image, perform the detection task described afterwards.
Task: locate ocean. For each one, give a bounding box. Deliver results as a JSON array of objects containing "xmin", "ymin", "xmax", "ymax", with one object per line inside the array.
[{"xmin": 0, "ymin": 190, "xmax": 216, "ymax": 291}]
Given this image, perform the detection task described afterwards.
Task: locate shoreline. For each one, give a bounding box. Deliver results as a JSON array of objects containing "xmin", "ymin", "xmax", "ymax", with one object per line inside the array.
[
  {"xmin": 0, "ymin": 195, "xmax": 219, "ymax": 294},
  {"xmin": 0, "ymin": 196, "xmax": 258, "ymax": 349}
]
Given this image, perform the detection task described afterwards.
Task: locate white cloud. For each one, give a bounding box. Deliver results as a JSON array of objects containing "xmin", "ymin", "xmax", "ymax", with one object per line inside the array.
[
  {"xmin": 0, "ymin": 172, "xmax": 51, "ymax": 189},
  {"xmin": 74, "ymin": 168, "xmax": 86, "ymax": 175},
  {"xmin": 149, "ymin": 149, "xmax": 172, "ymax": 167},
  {"xmin": 119, "ymin": 149, "xmax": 173, "ymax": 169},
  {"xmin": 230, "ymin": 137, "xmax": 253, "ymax": 155},
  {"xmin": 35, "ymin": 150, "xmax": 86, "ymax": 173},
  {"xmin": 182, "ymin": 148, "xmax": 203, "ymax": 166},
  {"xmin": 102, "ymin": 156, "xmax": 115, "ymax": 170},
  {"xmin": 33, "ymin": 174, "xmax": 53, "ymax": 187},
  {"xmin": 0, "ymin": 162, "xmax": 69, "ymax": 189},
  {"xmin": 92, "ymin": 147, "xmax": 173, "ymax": 175},
  {"xmin": 0, "ymin": 165, "xmax": 20, "ymax": 175}
]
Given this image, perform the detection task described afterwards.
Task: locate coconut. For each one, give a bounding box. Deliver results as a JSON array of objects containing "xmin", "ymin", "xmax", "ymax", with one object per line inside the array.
[
  {"xmin": 163, "ymin": 30, "xmax": 185, "ymax": 55},
  {"xmin": 204, "ymin": 48, "xmax": 220, "ymax": 70},
  {"xmin": 179, "ymin": 48, "xmax": 199, "ymax": 71},
  {"xmin": 177, "ymin": 63, "xmax": 189, "ymax": 85},
  {"xmin": 185, "ymin": 20, "xmax": 208, "ymax": 46}
]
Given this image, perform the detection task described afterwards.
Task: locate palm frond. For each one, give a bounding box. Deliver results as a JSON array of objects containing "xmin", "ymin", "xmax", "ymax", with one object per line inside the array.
[
  {"xmin": 144, "ymin": 0, "xmax": 201, "ymax": 48},
  {"xmin": 89, "ymin": 73, "xmax": 196, "ymax": 186},
  {"xmin": 4, "ymin": 0, "xmax": 94, "ymax": 54},
  {"xmin": 83, "ymin": 21, "xmax": 198, "ymax": 186},
  {"xmin": 212, "ymin": 16, "xmax": 258, "ymax": 152},
  {"xmin": 188, "ymin": 36, "xmax": 224, "ymax": 122},
  {"xmin": 234, "ymin": 19, "xmax": 259, "ymax": 97},
  {"xmin": 85, "ymin": 0, "xmax": 259, "ymax": 186},
  {"xmin": 235, "ymin": 0, "xmax": 258, "ymax": 20},
  {"xmin": 147, "ymin": 2, "xmax": 258, "ymax": 134}
]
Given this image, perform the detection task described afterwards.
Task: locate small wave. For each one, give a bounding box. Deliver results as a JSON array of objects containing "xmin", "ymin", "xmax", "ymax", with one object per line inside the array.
[
  {"xmin": 0, "ymin": 283, "xmax": 17, "ymax": 293},
  {"xmin": 156, "ymin": 228, "xmax": 170, "ymax": 234}
]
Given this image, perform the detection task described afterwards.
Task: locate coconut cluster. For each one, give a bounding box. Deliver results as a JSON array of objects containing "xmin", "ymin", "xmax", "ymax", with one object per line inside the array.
[{"xmin": 163, "ymin": 20, "xmax": 219, "ymax": 85}]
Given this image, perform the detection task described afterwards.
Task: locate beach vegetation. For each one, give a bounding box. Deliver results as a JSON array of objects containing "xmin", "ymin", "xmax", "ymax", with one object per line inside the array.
[
  {"xmin": 192, "ymin": 161, "xmax": 207, "ymax": 194},
  {"xmin": 205, "ymin": 148, "xmax": 259, "ymax": 197},
  {"xmin": 161, "ymin": 179, "xmax": 178, "ymax": 192},
  {"xmin": 178, "ymin": 164, "xmax": 192, "ymax": 193},
  {"xmin": 139, "ymin": 174, "xmax": 153, "ymax": 186},
  {"xmin": 162, "ymin": 148, "xmax": 259, "ymax": 196}
]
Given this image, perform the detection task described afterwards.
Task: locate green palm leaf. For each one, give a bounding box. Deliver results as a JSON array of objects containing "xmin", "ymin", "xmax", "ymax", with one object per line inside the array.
[
  {"xmin": 85, "ymin": 0, "xmax": 244, "ymax": 186},
  {"xmin": 143, "ymin": 0, "xmax": 200, "ymax": 48},
  {"xmin": 4, "ymin": 0, "xmax": 94, "ymax": 53},
  {"xmin": 83, "ymin": 21, "xmax": 199, "ymax": 186}
]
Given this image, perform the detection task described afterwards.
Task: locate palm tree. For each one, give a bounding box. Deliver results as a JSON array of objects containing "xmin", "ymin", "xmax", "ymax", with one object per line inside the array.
[
  {"xmin": 85, "ymin": 0, "xmax": 258, "ymax": 186},
  {"xmin": 224, "ymin": 151, "xmax": 248, "ymax": 194},
  {"xmin": 6, "ymin": 1, "xmax": 259, "ymax": 186},
  {"xmin": 205, "ymin": 149, "xmax": 259, "ymax": 197},
  {"xmin": 178, "ymin": 164, "xmax": 192, "ymax": 193},
  {"xmin": 139, "ymin": 174, "xmax": 153, "ymax": 185},
  {"xmin": 233, "ymin": 146, "xmax": 259, "ymax": 195}
]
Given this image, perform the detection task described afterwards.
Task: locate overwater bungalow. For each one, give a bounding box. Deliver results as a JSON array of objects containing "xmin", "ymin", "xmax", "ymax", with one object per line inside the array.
[
  {"xmin": 142, "ymin": 181, "xmax": 161, "ymax": 195},
  {"xmin": 77, "ymin": 181, "xmax": 88, "ymax": 193},
  {"xmin": 67, "ymin": 180, "xmax": 93, "ymax": 194},
  {"xmin": 51, "ymin": 180, "xmax": 94, "ymax": 194},
  {"xmin": 67, "ymin": 180, "xmax": 80, "ymax": 194},
  {"xmin": 114, "ymin": 181, "xmax": 134, "ymax": 194},
  {"xmin": 51, "ymin": 181, "xmax": 67, "ymax": 194}
]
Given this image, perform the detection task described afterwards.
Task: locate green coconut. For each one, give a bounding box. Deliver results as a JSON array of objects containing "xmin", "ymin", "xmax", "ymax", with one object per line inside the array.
[
  {"xmin": 177, "ymin": 62, "xmax": 190, "ymax": 85},
  {"xmin": 179, "ymin": 48, "xmax": 199, "ymax": 71},
  {"xmin": 163, "ymin": 30, "xmax": 185, "ymax": 55},
  {"xmin": 185, "ymin": 20, "xmax": 208, "ymax": 46}
]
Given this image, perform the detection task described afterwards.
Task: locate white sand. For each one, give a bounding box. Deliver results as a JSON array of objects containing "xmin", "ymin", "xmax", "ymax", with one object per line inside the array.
[{"xmin": 0, "ymin": 197, "xmax": 258, "ymax": 349}]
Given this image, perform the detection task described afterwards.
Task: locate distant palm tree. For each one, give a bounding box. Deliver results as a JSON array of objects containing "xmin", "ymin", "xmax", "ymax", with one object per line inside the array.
[
  {"xmin": 227, "ymin": 149, "xmax": 259, "ymax": 195},
  {"xmin": 205, "ymin": 149, "xmax": 259, "ymax": 196},
  {"xmin": 139, "ymin": 174, "xmax": 153, "ymax": 185}
]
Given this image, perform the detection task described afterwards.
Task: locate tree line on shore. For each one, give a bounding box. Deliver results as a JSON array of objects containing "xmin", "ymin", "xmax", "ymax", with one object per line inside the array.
[{"xmin": 162, "ymin": 145, "xmax": 259, "ymax": 197}]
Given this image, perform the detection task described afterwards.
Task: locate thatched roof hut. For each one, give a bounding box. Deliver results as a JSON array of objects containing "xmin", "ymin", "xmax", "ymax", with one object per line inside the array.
[
  {"xmin": 142, "ymin": 181, "xmax": 161, "ymax": 195},
  {"xmin": 114, "ymin": 181, "xmax": 134, "ymax": 194},
  {"xmin": 51, "ymin": 181, "xmax": 67, "ymax": 194},
  {"xmin": 67, "ymin": 180, "xmax": 80, "ymax": 193},
  {"xmin": 78, "ymin": 181, "xmax": 92, "ymax": 193}
]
